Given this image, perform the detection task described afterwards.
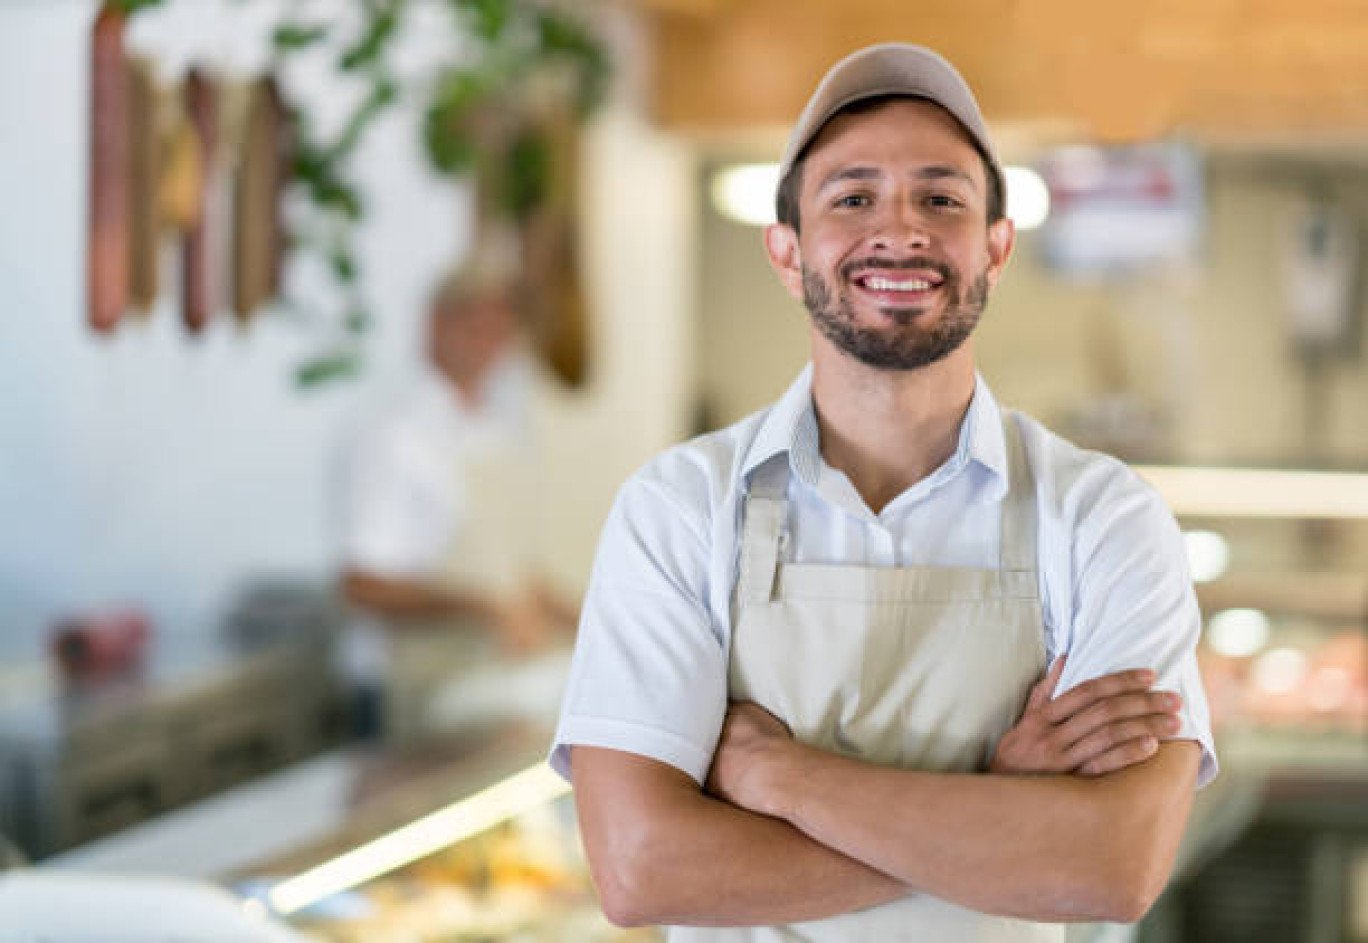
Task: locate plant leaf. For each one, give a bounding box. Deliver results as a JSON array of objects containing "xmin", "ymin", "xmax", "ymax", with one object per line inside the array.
[
  {"xmin": 296, "ymin": 351, "xmax": 362, "ymax": 387},
  {"xmin": 272, "ymin": 24, "xmax": 329, "ymax": 50}
]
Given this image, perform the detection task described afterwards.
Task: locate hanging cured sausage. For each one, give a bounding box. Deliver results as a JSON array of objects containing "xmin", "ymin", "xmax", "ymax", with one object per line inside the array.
[
  {"xmin": 181, "ymin": 67, "xmax": 217, "ymax": 333},
  {"xmin": 232, "ymin": 76, "xmax": 290, "ymax": 324},
  {"xmin": 126, "ymin": 59, "xmax": 162, "ymax": 313},
  {"xmin": 520, "ymin": 110, "xmax": 590, "ymax": 388},
  {"xmin": 87, "ymin": 4, "xmax": 130, "ymax": 334}
]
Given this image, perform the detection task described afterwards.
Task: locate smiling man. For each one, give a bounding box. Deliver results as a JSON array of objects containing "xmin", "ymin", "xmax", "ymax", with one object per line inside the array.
[{"xmin": 551, "ymin": 44, "xmax": 1217, "ymax": 941}]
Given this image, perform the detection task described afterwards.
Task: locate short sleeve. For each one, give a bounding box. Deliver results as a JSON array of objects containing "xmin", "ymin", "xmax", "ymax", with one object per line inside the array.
[
  {"xmin": 549, "ymin": 475, "xmax": 728, "ymax": 785},
  {"xmin": 1056, "ymin": 469, "xmax": 1220, "ymax": 788}
]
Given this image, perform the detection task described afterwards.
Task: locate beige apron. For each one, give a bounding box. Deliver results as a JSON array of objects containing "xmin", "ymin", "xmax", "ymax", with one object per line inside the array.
[
  {"xmin": 673, "ymin": 414, "xmax": 1061, "ymax": 943},
  {"xmin": 385, "ymin": 424, "xmax": 537, "ymax": 743}
]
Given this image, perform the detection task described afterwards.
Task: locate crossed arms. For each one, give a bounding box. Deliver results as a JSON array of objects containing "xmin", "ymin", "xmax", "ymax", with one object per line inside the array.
[{"xmin": 572, "ymin": 660, "xmax": 1201, "ymax": 928}]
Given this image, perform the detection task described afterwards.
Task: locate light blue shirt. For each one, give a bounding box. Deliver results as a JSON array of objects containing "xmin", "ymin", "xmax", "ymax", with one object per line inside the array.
[{"xmin": 552, "ymin": 365, "xmax": 1218, "ymax": 787}]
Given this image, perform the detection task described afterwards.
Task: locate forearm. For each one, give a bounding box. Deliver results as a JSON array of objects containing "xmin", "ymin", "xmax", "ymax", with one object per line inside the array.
[
  {"xmin": 533, "ymin": 578, "xmax": 580, "ymax": 628},
  {"xmin": 615, "ymin": 790, "xmax": 908, "ymax": 926},
  {"xmin": 572, "ymin": 747, "xmax": 908, "ymax": 927},
  {"xmin": 772, "ymin": 742, "xmax": 1198, "ymax": 923},
  {"xmin": 341, "ymin": 569, "xmax": 492, "ymax": 623}
]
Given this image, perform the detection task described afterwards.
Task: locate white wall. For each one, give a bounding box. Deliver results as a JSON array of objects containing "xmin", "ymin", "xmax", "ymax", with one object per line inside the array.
[{"xmin": 0, "ymin": 0, "xmax": 695, "ymax": 654}]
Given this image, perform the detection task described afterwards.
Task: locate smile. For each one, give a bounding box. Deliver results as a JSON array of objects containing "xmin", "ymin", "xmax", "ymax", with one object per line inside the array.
[
  {"xmin": 850, "ymin": 269, "xmax": 945, "ymax": 304},
  {"xmin": 862, "ymin": 276, "xmax": 935, "ymax": 291}
]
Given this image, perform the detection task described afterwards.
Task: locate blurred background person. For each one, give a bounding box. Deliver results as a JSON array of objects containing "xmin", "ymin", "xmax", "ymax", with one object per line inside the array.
[{"xmin": 339, "ymin": 265, "xmax": 577, "ymax": 743}]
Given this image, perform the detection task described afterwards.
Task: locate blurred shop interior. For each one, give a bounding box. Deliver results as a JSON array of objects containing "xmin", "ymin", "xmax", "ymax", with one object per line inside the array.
[{"xmin": 1, "ymin": 0, "xmax": 1367, "ymax": 940}]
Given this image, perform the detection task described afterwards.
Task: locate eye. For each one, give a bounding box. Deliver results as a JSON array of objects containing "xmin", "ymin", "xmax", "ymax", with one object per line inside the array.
[
  {"xmin": 834, "ymin": 193, "xmax": 871, "ymax": 209},
  {"xmin": 927, "ymin": 194, "xmax": 965, "ymax": 210}
]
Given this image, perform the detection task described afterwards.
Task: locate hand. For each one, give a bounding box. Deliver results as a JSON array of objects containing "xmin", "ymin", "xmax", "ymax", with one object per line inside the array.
[
  {"xmin": 706, "ymin": 702, "xmax": 799, "ymax": 818},
  {"xmin": 989, "ymin": 657, "xmax": 1183, "ymax": 777},
  {"xmin": 490, "ymin": 591, "xmax": 554, "ymax": 655},
  {"xmin": 533, "ymin": 581, "xmax": 581, "ymax": 637}
]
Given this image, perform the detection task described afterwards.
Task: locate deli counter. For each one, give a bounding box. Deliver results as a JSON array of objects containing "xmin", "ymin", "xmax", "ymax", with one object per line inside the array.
[
  {"xmin": 1, "ymin": 693, "xmax": 1274, "ymax": 943},
  {"xmin": 5, "ymin": 489, "xmax": 1368, "ymax": 942},
  {"xmin": 0, "ymin": 625, "xmax": 657, "ymax": 942}
]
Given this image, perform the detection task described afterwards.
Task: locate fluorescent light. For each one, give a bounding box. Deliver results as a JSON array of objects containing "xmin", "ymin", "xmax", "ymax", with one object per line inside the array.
[
  {"xmin": 1183, "ymin": 530, "xmax": 1231, "ymax": 583},
  {"xmin": 1133, "ymin": 466, "xmax": 1368, "ymax": 519},
  {"xmin": 1004, "ymin": 165, "xmax": 1050, "ymax": 230},
  {"xmin": 266, "ymin": 763, "xmax": 570, "ymax": 916},
  {"xmin": 712, "ymin": 163, "xmax": 780, "ymax": 226},
  {"xmin": 1206, "ymin": 608, "xmax": 1271, "ymax": 658}
]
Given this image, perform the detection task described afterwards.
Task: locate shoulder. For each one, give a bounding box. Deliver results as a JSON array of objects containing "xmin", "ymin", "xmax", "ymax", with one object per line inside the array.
[
  {"xmin": 1011, "ymin": 410, "xmax": 1173, "ymax": 536},
  {"xmin": 615, "ymin": 405, "xmax": 776, "ymax": 533}
]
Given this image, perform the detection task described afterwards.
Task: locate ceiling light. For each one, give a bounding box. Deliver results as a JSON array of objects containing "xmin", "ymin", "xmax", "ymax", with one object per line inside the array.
[
  {"xmin": 1004, "ymin": 165, "xmax": 1050, "ymax": 230},
  {"xmin": 711, "ymin": 163, "xmax": 780, "ymax": 226},
  {"xmin": 1133, "ymin": 466, "xmax": 1368, "ymax": 519}
]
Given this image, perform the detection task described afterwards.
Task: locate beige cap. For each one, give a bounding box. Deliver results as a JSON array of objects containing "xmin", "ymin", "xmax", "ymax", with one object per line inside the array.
[{"xmin": 779, "ymin": 43, "xmax": 1004, "ymax": 214}]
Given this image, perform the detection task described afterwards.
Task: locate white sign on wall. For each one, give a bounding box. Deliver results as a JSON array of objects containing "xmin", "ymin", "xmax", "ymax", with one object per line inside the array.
[{"xmin": 1038, "ymin": 142, "xmax": 1204, "ymax": 279}]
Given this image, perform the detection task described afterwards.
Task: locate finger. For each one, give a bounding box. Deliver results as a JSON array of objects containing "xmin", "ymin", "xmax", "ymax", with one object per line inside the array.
[
  {"xmin": 1063, "ymin": 712, "xmax": 1182, "ymax": 768},
  {"xmin": 1052, "ymin": 691, "xmax": 1183, "ymax": 750},
  {"xmin": 1027, "ymin": 655, "xmax": 1067, "ymax": 712},
  {"xmin": 1076, "ymin": 736, "xmax": 1160, "ymax": 777},
  {"xmin": 1041, "ymin": 668, "xmax": 1158, "ymax": 725}
]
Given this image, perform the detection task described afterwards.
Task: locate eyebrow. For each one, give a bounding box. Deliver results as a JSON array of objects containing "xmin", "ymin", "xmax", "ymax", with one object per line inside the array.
[{"xmin": 815, "ymin": 164, "xmax": 978, "ymax": 195}]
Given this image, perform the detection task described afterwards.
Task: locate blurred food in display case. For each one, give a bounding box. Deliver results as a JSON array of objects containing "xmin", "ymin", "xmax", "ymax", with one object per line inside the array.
[
  {"xmin": 278, "ymin": 794, "xmax": 658, "ymax": 943},
  {"xmin": 1200, "ymin": 625, "xmax": 1367, "ymax": 735},
  {"xmin": 1173, "ymin": 510, "xmax": 1368, "ymax": 767}
]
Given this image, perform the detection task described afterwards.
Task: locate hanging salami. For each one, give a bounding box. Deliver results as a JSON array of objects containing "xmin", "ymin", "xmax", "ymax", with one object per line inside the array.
[
  {"xmin": 87, "ymin": 4, "xmax": 130, "ymax": 334},
  {"xmin": 232, "ymin": 76, "xmax": 290, "ymax": 324},
  {"xmin": 126, "ymin": 59, "xmax": 162, "ymax": 313},
  {"xmin": 181, "ymin": 67, "xmax": 217, "ymax": 333}
]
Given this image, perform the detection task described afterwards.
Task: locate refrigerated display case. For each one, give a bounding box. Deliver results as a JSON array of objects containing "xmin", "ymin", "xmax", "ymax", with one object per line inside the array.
[
  {"xmin": 230, "ymin": 721, "xmax": 657, "ymax": 942},
  {"xmin": 1133, "ymin": 466, "xmax": 1368, "ymax": 943},
  {"xmin": 26, "ymin": 481, "xmax": 1368, "ymax": 941},
  {"xmin": 262, "ymin": 791, "xmax": 656, "ymax": 942}
]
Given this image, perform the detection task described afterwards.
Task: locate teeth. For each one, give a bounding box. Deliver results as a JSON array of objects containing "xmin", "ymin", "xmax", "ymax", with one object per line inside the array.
[{"xmin": 865, "ymin": 276, "xmax": 934, "ymax": 291}]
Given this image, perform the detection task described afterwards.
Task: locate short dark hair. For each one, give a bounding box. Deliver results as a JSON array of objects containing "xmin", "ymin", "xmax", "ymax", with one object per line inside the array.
[{"xmin": 775, "ymin": 95, "xmax": 1005, "ymax": 232}]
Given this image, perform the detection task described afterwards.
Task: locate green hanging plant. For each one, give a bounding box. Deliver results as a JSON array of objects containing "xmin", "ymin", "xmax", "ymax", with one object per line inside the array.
[
  {"xmin": 108, "ymin": 0, "xmax": 167, "ymax": 12},
  {"xmin": 107, "ymin": 0, "xmax": 611, "ymax": 388}
]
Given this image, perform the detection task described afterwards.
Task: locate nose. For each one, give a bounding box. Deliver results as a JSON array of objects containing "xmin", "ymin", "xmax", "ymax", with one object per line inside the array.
[{"xmin": 869, "ymin": 200, "xmax": 931, "ymax": 253}]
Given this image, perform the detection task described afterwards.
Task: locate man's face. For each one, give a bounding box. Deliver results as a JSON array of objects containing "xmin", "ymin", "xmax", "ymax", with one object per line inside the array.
[
  {"xmin": 430, "ymin": 292, "xmax": 519, "ymax": 385},
  {"xmin": 765, "ymin": 99, "xmax": 1014, "ymax": 371}
]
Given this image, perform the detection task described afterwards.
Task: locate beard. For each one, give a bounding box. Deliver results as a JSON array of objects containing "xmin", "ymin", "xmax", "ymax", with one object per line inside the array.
[{"xmin": 802, "ymin": 255, "xmax": 990, "ymax": 371}]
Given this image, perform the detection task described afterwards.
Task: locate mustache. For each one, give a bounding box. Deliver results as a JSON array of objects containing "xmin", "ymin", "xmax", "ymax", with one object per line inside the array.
[{"xmin": 840, "ymin": 256, "xmax": 954, "ymax": 283}]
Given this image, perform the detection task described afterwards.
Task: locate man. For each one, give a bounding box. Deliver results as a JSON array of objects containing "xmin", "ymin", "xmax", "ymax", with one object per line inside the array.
[
  {"xmin": 341, "ymin": 268, "xmax": 574, "ymax": 741},
  {"xmin": 551, "ymin": 44, "xmax": 1216, "ymax": 939}
]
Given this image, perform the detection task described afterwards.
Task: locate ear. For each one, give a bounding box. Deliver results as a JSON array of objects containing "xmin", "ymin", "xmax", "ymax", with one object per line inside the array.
[
  {"xmin": 763, "ymin": 223, "xmax": 805, "ymax": 302},
  {"xmin": 984, "ymin": 217, "xmax": 1015, "ymax": 288}
]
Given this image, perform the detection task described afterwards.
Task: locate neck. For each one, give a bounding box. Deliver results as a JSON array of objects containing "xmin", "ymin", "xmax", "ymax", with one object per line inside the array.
[
  {"xmin": 433, "ymin": 363, "xmax": 485, "ymax": 410},
  {"xmin": 810, "ymin": 336, "xmax": 977, "ymax": 515}
]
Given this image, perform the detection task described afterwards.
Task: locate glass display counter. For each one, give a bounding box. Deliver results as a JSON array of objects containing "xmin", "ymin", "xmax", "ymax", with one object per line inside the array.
[
  {"xmin": 35, "ymin": 483, "xmax": 1368, "ymax": 942},
  {"xmin": 217, "ymin": 720, "xmax": 657, "ymax": 943},
  {"xmin": 270, "ymin": 792, "xmax": 657, "ymax": 943},
  {"xmin": 1133, "ymin": 465, "xmax": 1368, "ymax": 943}
]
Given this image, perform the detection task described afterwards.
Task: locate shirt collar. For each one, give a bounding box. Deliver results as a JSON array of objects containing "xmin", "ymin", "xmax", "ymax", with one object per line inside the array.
[{"xmin": 742, "ymin": 364, "xmax": 1010, "ymax": 503}]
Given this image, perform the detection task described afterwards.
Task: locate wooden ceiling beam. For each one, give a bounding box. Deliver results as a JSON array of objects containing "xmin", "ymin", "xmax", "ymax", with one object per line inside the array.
[
  {"xmin": 650, "ymin": 0, "xmax": 1368, "ymax": 143},
  {"xmin": 614, "ymin": 0, "xmax": 728, "ymax": 21}
]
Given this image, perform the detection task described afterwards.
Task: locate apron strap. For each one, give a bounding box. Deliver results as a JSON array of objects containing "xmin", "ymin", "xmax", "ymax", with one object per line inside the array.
[
  {"xmin": 998, "ymin": 411, "xmax": 1039, "ymax": 573},
  {"xmin": 737, "ymin": 457, "xmax": 789, "ymax": 606}
]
